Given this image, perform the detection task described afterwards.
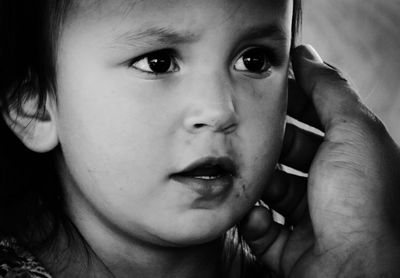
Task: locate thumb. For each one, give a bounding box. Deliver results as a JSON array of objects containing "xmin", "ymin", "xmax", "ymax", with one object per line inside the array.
[{"xmin": 292, "ymin": 45, "xmax": 364, "ymax": 130}]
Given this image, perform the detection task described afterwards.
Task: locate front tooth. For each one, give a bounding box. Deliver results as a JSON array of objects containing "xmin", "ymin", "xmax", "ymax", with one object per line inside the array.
[{"xmin": 194, "ymin": 176, "xmax": 217, "ymax": 180}]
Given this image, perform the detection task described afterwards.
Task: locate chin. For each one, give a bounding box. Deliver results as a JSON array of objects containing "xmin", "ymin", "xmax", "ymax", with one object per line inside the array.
[
  {"xmin": 157, "ymin": 211, "xmax": 237, "ymax": 247},
  {"xmin": 164, "ymin": 229, "xmax": 226, "ymax": 247}
]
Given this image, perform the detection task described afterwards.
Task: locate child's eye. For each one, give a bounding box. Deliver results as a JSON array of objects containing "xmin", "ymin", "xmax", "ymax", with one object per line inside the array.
[
  {"xmin": 234, "ymin": 48, "xmax": 272, "ymax": 75},
  {"xmin": 129, "ymin": 50, "xmax": 179, "ymax": 74}
]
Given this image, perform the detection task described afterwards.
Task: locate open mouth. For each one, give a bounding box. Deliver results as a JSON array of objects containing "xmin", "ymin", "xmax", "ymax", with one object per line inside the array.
[
  {"xmin": 170, "ymin": 157, "xmax": 237, "ymax": 198},
  {"xmin": 178, "ymin": 163, "xmax": 232, "ymax": 180},
  {"xmin": 172, "ymin": 157, "xmax": 237, "ymax": 179}
]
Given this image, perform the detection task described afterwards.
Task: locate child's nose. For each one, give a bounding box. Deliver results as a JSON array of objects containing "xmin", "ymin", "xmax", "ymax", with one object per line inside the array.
[{"xmin": 183, "ymin": 75, "xmax": 238, "ymax": 134}]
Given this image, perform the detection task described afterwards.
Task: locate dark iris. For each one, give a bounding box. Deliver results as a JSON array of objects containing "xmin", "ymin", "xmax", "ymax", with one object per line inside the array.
[
  {"xmin": 147, "ymin": 52, "xmax": 172, "ymax": 73},
  {"xmin": 242, "ymin": 48, "xmax": 270, "ymax": 73}
]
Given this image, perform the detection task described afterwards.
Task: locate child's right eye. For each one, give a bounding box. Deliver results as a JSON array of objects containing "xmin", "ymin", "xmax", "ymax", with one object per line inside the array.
[{"xmin": 129, "ymin": 50, "xmax": 180, "ymax": 75}]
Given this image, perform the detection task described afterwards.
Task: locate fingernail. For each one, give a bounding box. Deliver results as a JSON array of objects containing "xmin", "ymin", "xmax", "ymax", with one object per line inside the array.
[{"xmin": 301, "ymin": 44, "xmax": 323, "ymax": 63}]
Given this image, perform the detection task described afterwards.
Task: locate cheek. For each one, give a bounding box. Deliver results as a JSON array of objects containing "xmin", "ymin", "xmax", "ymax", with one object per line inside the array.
[
  {"xmin": 55, "ymin": 71, "xmax": 176, "ymax": 200},
  {"xmin": 232, "ymin": 73, "xmax": 287, "ymax": 206}
]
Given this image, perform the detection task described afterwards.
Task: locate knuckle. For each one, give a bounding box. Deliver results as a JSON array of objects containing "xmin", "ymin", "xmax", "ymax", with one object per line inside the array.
[
  {"xmin": 344, "ymin": 102, "xmax": 386, "ymax": 133},
  {"xmin": 310, "ymin": 66, "xmax": 360, "ymax": 112},
  {"xmin": 328, "ymin": 102, "xmax": 388, "ymax": 147},
  {"xmin": 313, "ymin": 66, "xmax": 349, "ymax": 90}
]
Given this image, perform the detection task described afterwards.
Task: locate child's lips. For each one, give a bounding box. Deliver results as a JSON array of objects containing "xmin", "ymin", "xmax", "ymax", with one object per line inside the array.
[
  {"xmin": 173, "ymin": 156, "xmax": 237, "ymax": 178},
  {"xmin": 170, "ymin": 156, "xmax": 237, "ymax": 199},
  {"xmin": 170, "ymin": 174, "xmax": 233, "ymax": 199}
]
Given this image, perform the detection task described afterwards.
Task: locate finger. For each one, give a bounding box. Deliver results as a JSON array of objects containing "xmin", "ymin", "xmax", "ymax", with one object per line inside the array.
[
  {"xmin": 240, "ymin": 206, "xmax": 290, "ymax": 275},
  {"xmin": 287, "ymin": 78, "xmax": 323, "ymax": 130},
  {"xmin": 279, "ymin": 123, "xmax": 323, "ymax": 173},
  {"xmin": 262, "ymin": 169, "xmax": 308, "ymax": 225},
  {"xmin": 292, "ymin": 45, "xmax": 363, "ymax": 130}
]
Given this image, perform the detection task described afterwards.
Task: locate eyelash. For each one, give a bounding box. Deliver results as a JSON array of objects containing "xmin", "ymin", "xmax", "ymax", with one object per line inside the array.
[
  {"xmin": 128, "ymin": 47, "xmax": 281, "ymax": 78},
  {"xmin": 233, "ymin": 47, "xmax": 275, "ymax": 78},
  {"xmin": 128, "ymin": 49, "xmax": 179, "ymax": 76}
]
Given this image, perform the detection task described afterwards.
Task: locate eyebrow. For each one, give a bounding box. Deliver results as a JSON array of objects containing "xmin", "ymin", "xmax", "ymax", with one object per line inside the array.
[
  {"xmin": 111, "ymin": 23, "xmax": 288, "ymax": 48},
  {"xmin": 238, "ymin": 24, "xmax": 289, "ymax": 43},
  {"xmin": 112, "ymin": 27, "xmax": 200, "ymax": 48}
]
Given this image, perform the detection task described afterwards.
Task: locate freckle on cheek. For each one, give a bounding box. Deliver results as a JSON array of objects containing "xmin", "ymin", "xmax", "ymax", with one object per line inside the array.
[
  {"xmin": 241, "ymin": 184, "xmax": 250, "ymax": 200},
  {"xmin": 234, "ymin": 183, "xmax": 247, "ymax": 199}
]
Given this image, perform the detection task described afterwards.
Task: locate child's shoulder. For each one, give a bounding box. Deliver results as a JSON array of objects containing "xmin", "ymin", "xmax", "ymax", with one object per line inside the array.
[{"xmin": 0, "ymin": 238, "xmax": 52, "ymax": 278}]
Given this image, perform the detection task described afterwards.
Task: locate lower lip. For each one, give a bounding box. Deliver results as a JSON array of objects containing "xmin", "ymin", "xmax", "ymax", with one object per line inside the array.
[{"xmin": 171, "ymin": 174, "xmax": 233, "ymax": 199}]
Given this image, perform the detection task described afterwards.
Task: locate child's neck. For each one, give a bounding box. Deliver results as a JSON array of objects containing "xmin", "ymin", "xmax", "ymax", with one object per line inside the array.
[{"xmin": 38, "ymin": 220, "xmax": 223, "ymax": 278}]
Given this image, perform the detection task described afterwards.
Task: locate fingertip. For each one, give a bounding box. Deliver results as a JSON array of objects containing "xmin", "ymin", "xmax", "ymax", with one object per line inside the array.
[
  {"xmin": 293, "ymin": 44, "xmax": 323, "ymax": 63},
  {"xmin": 240, "ymin": 206, "xmax": 273, "ymax": 241}
]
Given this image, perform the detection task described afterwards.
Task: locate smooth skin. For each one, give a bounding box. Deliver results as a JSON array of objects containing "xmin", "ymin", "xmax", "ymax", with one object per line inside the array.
[
  {"xmin": 241, "ymin": 45, "xmax": 400, "ymax": 277},
  {"xmin": 26, "ymin": 1, "xmax": 292, "ymax": 277}
]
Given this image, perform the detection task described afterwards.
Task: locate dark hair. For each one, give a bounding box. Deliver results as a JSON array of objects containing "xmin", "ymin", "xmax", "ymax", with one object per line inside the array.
[
  {"xmin": 0, "ymin": 0, "xmax": 72, "ymax": 249},
  {"xmin": 0, "ymin": 0, "xmax": 302, "ymax": 276}
]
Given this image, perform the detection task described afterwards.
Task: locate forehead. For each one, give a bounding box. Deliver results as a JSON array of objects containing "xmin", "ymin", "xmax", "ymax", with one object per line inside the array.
[
  {"xmin": 73, "ymin": 0, "xmax": 291, "ymax": 16},
  {"xmin": 65, "ymin": 0, "xmax": 293, "ymax": 36}
]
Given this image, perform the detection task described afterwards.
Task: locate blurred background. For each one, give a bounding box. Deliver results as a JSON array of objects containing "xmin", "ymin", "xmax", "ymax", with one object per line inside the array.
[{"xmin": 301, "ymin": 0, "xmax": 400, "ymax": 143}]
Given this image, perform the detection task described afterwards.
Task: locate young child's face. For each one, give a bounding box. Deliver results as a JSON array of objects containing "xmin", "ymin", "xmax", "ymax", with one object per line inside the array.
[{"xmin": 55, "ymin": 0, "xmax": 292, "ymax": 246}]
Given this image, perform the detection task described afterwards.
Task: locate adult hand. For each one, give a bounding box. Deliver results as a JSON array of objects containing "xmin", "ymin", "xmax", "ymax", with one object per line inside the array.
[{"xmin": 240, "ymin": 45, "xmax": 400, "ymax": 278}]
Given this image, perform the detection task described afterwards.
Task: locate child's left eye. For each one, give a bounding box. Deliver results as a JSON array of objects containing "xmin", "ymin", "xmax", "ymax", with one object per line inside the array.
[
  {"xmin": 234, "ymin": 48, "xmax": 272, "ymax": 76},
  {"xmin": 129, "ymin": 50, "xmax": 179, "ymax": 74}
]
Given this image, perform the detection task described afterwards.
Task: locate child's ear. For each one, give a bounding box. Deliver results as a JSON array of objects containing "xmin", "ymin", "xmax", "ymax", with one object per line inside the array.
[{"xmin": 3, "ymin": 95, "xmax": 59, "ymax": 153}]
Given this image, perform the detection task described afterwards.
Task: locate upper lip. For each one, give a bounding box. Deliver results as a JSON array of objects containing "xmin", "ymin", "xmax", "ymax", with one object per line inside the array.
[{"xmin": 172, "ymin": 156, "xmax": 237, "ymax": 178}]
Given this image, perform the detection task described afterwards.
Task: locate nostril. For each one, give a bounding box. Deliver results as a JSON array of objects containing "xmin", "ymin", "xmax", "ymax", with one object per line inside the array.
[
  {"xmin": 223, "ymin": 122, "xmax": 238, "ymax": 133},
  {"xmin": 193, "ymin": 123, "xmax": 206, "ymax": 129}
]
